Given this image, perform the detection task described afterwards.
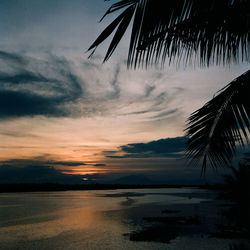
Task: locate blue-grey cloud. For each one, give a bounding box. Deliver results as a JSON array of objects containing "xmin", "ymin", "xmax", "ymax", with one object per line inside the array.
[
  {"xmin": 0, "ymin": 158, "xmax": 107, "ymax": 168},
  {"xmin": 145, "ymin": 85, "xmax": 155, "ymax": 97},
  {"xmin": 0, "ymin": 158, "xmax": 108, "ymax": 172},
  {"xmin": 46, "ymin": 161, "xmax": 87, "ymax": 166},
  {"xmin": 0, "ymin": 165, "xmax": 84, "ymax": 184},
  {"xmin": 0, "ymin": 156, "xmax": 107, "ymax": 184},
  {"xmin": 0, "ymin": 157, "xmax": 106, "ymax": 184},
  {"xmin": 0, "ymin": 51, "xmax": 185, "ymax": 122},
  {"xmin": 0, "ymin": 51, "xmax": 83, "ymax": 119},
  {"xmin": 122, "ymin": 110, "xmax": 151, "ymax": 116},
  {"xmin": 150, "ymin": 109, "xmax": 178, "ymax": 119},
  {"xmin": 106, "ymin": 137, "xmax": 187, "ymax": 158},
  {"xmin": 0, "ymin": 89, "xmax": 69, "ymax": 118},
  {"xmin": 0, "ymin": 156, "xmax": 228, "ymax": 185},
  {"xmin": 0, "ymin": 51, "xmax": 27, "ymax": 65},
  {"xmin": 109, "ymin": 64, "xmax": 121, "ymax": 99},
  {"xmin": 0, "ymin": 72, "xmax": 57, "ymax": 85}
]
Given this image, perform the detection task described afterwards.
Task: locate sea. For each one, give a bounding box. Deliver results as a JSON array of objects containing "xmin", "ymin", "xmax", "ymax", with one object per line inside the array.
[{"xmin": 0, "ymin": 188, "xmax": 248, "ymax": 250}]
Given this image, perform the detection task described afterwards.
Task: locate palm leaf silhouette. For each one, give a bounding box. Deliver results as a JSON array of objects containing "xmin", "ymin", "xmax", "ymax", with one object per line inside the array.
[
  {"xmin": 185, "ymin": 70, "xmax": 250, "ymax": 174},
  {"xmin": 89, "ymin": 0, "xmax": 250, "ymax": 171},
  {"xmin": 88, "ymin": 0, "xmax": 249, "ymax": 68}
]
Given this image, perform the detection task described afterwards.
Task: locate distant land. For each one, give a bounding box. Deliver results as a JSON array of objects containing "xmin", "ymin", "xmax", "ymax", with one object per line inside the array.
[
  {"xmin": 0, "ymin": 174, "xmax": 225, "ymax": 193},
  {"xmin": 0, "ymin": 183, "xmax": 225, "ymax": 193},
  {"xmin": 110, "ymin": 175, "xmax": 155, "ymax": 185}
]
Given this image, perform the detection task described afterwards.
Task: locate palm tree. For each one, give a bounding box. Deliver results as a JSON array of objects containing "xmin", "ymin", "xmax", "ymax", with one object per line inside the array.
[
  {"xmin": 88, "ymin": 0, "xmax": 250, "ymax": 172},
  {"xmin": 186, "ymin": 71, "xmax": 250, "ymax": 174},
  {"xmin": 221, "ymin": 155, "xmax": 250, "ymax": 231}
]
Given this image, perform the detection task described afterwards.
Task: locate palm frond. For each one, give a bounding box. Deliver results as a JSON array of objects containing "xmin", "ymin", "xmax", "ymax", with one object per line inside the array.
[
  {"xmin": 88, "ymin": 0, "xmax": 137, "ymax": 61},
  {"xmin": 185, "ymin": 70, "xmax": 250, "ymax": 174},
  {"xmin": 88, "ymin": 0, "xmax": 250, "ymax": 68}
]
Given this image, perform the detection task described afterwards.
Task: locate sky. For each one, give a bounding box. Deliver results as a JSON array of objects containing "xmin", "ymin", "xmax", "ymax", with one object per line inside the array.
[{"xmin": 0, "ymin": 0, "xmax": 249, "ymax": 185}]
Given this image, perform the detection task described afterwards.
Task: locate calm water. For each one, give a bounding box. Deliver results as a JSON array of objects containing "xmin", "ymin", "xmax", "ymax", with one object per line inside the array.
[{"xmin": 0, "ymin": 188, "xmax": 245, "ymax": 250}]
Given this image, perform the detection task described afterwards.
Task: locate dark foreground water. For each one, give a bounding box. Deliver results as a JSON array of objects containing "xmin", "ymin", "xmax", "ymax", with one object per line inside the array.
[{"xmin": 0, "ymin": 188, "xmax": 249, "ymax": 250}]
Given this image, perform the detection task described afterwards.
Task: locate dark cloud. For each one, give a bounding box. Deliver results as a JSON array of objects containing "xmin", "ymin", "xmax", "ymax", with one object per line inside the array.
[
  {"xmin": 0, "ymin": 156, "xmax": 228, "ymax": 185},
  {"xmin": 109, "ymin": 64, "xmax": 121, "ymax": 99},
  {"xmin": 102, "ymin": 151, "xmax": 118, "ymax": 155},
  {"xmin": 0, "ymin": 158, "xmax": 107, "ymax": 170},
  {"xmin": 46, "ymin": 161, "xmax": 87, "ymax": 166},
  {"xmin": 0, "ymin": 72, "xmax": 55, "ymax": 85},
  {"xmin": 106, "ymin": 137, "xmax": 187, "ymax": 158},
  {"xmin": 0, "ymin": 158, "xmax": 102, "ymax": 167},
  {"xmin": 82, "ymin": 60, "xmax": 101, "ymax": 70},
  {"xmin": 0, "ymin": 165, "xmax": 84, "ymax": 184},
  {"xmin": 0, "ymin": 156, "xmax": 107, "ymax": 184},
  {"xmin": 0, "ymin": 157, "xmax": 106, "ymax": 184},
  {"xmin": 0, "ymin": 50, "xmax": 27, "ymax": 65},
  {"xmin": 153, "ymin": 92, "xmax": 167, "ymax": 107},
  {"xmin": 0, "ymin": 51, "xmax": 83, "ymax": 119},
  {"xmin": 153, "ymin": 88, "xmax": 184, "ymax": 108},
  {"xmin": 145, "ymin": 85, "xmax": 155, "ymax": 97},
  {"xmin": 122, "ymin": 110, "xmax": 150, "ymax": 116},
  {"xmin": 0, "ymin": 162, "xmax": 226, "ymax": 185},
  {"xmin": 120, "ymin": 87, "xmax": 184, "ymax": 119},
  {"xmin": 0, "ymin": 89, "xmax": 69, "ymax": 118},
  {"xmin": 150, "ymin": 109, "xmax": 178, "ymax": 119},
  {"xmin": 0, "ymin": 130, "xmax": 40, "ymax": 138},
  {"xmin": 0, "ymin": 51, "xmax": 185, "ymax": 121}
]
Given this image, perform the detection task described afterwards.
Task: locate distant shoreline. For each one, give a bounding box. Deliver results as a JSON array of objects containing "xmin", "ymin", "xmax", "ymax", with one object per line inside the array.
[{"xmin": 0, "ymin": 183, "xmax": 224, "ymax": 193}]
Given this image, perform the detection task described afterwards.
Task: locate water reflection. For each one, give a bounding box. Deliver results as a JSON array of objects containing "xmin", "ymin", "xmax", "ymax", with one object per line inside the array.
[{"xmin": 0, "ymin": 188, "xmax": 247, "ymax": 250}]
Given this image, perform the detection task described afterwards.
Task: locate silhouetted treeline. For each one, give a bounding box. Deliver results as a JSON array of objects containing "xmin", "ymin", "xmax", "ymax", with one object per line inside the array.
[{"xmin": 0, "ymin": 183, "xmax": 225, "ymax": 193}]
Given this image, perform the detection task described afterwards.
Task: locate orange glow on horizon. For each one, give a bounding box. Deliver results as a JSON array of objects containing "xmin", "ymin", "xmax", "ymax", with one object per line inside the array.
[{"xmin": 62, "ymin": 170, "xmax": 108, "ymax": 175}]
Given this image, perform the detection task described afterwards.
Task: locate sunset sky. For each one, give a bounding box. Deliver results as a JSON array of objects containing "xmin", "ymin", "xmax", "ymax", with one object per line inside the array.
[{"xmin": 0, "ymin": 0, "xmax": 248, "ymax": 184}]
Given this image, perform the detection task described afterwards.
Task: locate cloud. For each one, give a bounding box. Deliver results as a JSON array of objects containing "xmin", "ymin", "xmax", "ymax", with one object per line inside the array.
[
  {"xmin": 150, "ymin": 109, "xmax": 178, "ymax": 119},
  {"xmin": 0, "ymin": 164, "xmax": 84, "ymax": 184},
  {"xmin": 0, "ymin": 158, "xmax": 107, "ymax": 168},
  {"xmin": 0, "ymin": 89, "xmax": 69, "ymax": 118},
  {"xmin": 0, "ymin": 51, "xmax": 83, "ymax": 119},
  {"xmin": 0, "ymin": 157, "xmax": 106, "ymax": 184},
  {"xmin": 109, "ymin": 64, "xmax": 121, "ymax": 99},
  {"xmin": 0, "ymin": 72, "xmax": 54, "ymax": 85},
  {"xmin": 0, "ymin": 50, "xmax": 185, "ymax": 125},
  {"xmin": 145, "ymin": 85, "xmax": 156, "ymax": 97},
  {"xmin": 0, "ymin": 51, "xmax": 27, "ymax": 65},
  {"xmin": 106, "ymin": 136, "xmax": 187, "ymax": 158},
  {"xmin": 45, "ymin": 161, "xmax": 87, "ymax": 166},
  {"xmin": 0, "ymin": 154, "xmax": 228, "ymax": 185}
]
